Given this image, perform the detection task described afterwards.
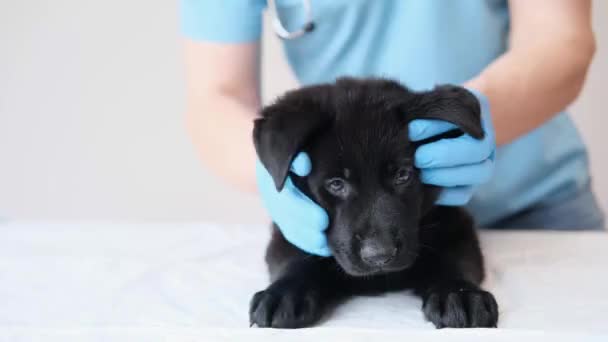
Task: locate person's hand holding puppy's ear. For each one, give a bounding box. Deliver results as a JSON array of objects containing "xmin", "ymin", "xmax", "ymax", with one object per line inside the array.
[
  {"xmin": 408, "ymin": 89, "xmax": 496, "ymax": 206},
  {"xmin": 256, "ymin": 152, "xmax": 331, "ymax": 256}
]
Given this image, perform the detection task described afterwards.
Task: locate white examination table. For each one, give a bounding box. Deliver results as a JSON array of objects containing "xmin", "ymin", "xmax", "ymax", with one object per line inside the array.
[{"xmin": 0, "ymin": 221, "xmax": 606, "ymax": 341}]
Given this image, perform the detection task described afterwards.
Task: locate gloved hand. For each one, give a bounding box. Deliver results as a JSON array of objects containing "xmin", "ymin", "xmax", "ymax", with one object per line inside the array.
[
  {"xmin": 256, "ymin": 152, "xmax": 331, "ymax": 256},
  {"xmin": 408, "ymin": 89, "xmax": 496, "ymax": 206}
]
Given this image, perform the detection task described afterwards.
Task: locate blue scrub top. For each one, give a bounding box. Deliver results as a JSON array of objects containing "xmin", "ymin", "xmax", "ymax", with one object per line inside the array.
[{"xmin": 181, "ymin": 0, "xmax": 591, "ymax": 226}]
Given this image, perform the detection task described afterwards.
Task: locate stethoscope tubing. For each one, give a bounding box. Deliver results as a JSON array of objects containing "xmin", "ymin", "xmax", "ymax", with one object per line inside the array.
[{"xmin": 270, "ymin": 0, "xmax": 315, "ymax": 40}]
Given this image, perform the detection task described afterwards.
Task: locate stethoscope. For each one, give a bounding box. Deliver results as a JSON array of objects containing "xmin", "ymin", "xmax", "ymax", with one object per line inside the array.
[{"xmin": 270, "ymin": 0, "xmax": 315, "ymax": 40}]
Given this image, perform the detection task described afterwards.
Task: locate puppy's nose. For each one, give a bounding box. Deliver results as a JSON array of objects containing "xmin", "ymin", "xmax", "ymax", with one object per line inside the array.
[{"xmin": 360, "ymin": 243, "xmax": 397, "ymax": 266}]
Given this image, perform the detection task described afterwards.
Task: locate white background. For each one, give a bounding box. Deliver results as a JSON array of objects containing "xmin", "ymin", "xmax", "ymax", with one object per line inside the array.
[{"xmin": 0, "ymin": 1, "xmax": 606, "ymax": 222}]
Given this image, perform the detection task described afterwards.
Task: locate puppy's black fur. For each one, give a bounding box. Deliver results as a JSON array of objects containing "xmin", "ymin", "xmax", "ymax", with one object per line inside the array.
[{"xmin": 250, "ymin": 78, "xmax": 498, "ymax": 329}]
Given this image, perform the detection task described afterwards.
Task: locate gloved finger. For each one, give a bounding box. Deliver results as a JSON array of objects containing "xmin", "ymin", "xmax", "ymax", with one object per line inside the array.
[
  {"xmin": 314, "ymin": 245, "xmax": 332, "ymax": 257},
  {"xmin": 290, "ymin": 152, "xmax": 312, "ymax": 177},
  {"xmin": 408, "ymin": 119, "xmax": 458, "ymax": 141},
  {"xmin": 415, "ymin": 134, "xmax": 494, "ymax": 168},
  {"xmin": 256, "ymin": 158, "xmax": 280, "ymax": 198},
  {"xmin": 275, "ymin": 206, "xmax": 331, "ymax": 256},
  {"xmin": 436, "ymin": 186, "xmax": 474, "ymax": 206},
  {"xmin": 420, "ymin": 159, "xmax": 494, "ymax": 187},
  {"xmin": 257, "ymin": 161, "xmax": 328, "ymax": 231},
  {"xmin": 279, "ymin": 177, "xmax": 330, "ymax": 232},
  {"xmin": 290, "ymin": 227, "xmax": 331, "ymax": 257},
  {"xmin": 256, "ymin": 157, "xmax": 331, "ymax": 256},
  {"xmin": 277, "ymin": 217, "xmax": 331, "ymax": 256}
]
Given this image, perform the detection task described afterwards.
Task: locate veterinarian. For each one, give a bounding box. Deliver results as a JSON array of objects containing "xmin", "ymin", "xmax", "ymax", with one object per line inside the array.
[{"xmin": 181, "ymin": 0, "xmax": 603, "ymax": 256}]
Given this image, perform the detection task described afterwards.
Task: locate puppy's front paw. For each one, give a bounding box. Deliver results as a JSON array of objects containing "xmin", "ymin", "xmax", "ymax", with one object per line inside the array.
[
  {"xmin": 249, "ymin": 281, "xmax": 324, "ymax": 329},
  {"xmin": 423, "ymin": 285, "xmax": 498, "ymax": 328}
]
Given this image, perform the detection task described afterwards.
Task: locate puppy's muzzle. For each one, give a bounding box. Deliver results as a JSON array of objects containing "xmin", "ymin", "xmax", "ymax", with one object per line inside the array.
[{"xmin": 360, "ymin": 240, "xmax": 398, "ymax": 267}]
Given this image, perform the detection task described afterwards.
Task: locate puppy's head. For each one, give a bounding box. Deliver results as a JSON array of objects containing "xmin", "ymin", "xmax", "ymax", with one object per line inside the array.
[{"xmin": 254, "ymin": 78, "xmax": 483, "ymax": 276}]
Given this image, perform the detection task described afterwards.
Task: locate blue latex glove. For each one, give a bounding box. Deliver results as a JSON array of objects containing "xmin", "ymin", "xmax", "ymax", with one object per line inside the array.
[
  {"xmin": 256, "ymin": 152, "xmax": 331, "ymax": 256},
  {"xmin": 408, "ymin": 89, "xmax": 496, "ymax": 206}
]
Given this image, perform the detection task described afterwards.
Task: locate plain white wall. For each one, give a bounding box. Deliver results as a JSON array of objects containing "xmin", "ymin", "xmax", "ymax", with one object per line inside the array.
[{"xmin": 0, "ymin": 1, "xmax": 606, "ymax": 222}]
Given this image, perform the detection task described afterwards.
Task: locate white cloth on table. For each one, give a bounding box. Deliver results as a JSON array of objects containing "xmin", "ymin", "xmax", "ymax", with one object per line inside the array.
[{"xmin": 0, "ymin": 221, "xmax": 606, "ymax": 341}]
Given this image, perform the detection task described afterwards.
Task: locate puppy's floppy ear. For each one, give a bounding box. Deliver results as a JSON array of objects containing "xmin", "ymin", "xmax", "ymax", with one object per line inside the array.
[
  {"xmin": 409, "ymin": 85, "xmax": 484, "ymax": 139},
  {"xmin": 253, "ymin": 85, "xmax": 333, "ymax": 191}
]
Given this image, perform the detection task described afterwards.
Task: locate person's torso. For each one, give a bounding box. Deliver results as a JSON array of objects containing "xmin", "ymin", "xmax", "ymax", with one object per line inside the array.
[{"xmin": 274, "ymin": 0, "xmax": 590, "ymax": 226}]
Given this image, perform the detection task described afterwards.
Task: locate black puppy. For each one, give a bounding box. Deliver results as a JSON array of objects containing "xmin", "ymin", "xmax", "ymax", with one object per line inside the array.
[{"xmin": 250, "ymin": 78, "xmax": 498, "ymax": 329}]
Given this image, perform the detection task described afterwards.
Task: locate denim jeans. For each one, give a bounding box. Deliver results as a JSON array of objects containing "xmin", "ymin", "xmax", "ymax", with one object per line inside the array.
[{"xmin": 486, "ymin": 182, "xmax": 605, "ymax": 230}]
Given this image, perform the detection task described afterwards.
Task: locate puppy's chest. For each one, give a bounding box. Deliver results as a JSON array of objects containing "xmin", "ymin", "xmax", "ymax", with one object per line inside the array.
[{"xmin": 342, "ymin": 268, "xmax": 418, "ymax": 294}]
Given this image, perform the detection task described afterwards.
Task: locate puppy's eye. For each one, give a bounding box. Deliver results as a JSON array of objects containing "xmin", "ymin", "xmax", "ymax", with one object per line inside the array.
[
  {"xmin": 394, "ymin": 167, "xmax": 413, "ymax": 185},
  {"xmin": 325, "ymin": 177, "xmax": 348, "ymax": 197}
]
